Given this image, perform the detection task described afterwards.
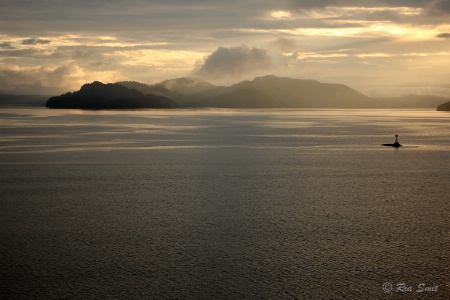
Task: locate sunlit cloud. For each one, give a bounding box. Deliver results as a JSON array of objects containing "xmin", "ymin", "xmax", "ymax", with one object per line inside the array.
[
  {"xmin": 0, "ymin": 62, "xmax": 123, "ymax": 94},
  {"xmin": 115, "ymin": 49, "xmax": 205, "ymax": 71},
  {"xmin": 356, "ymin": 53, "xmax": 392, "ymax": 58},
  {"xmin": 297, "ymin": 52, "xmax": 349, "ymax": 59},
  {"xmin": 266, "ymin": 6, "xmax": 424, "ymax": 23},
  {"xmin": 270, "ymin": 10, "xmax": 293, "ymax": 19},
  {"xmin": 274, "ymin": 22, "xmax": 443, "ymax": 41},
  {"xmin": 315, "ymin": 6, "xmax": 423, "ymax": 17},
  {"xmin": 1, "ymin": 33, "xmax": 168, "ymax": 50}
]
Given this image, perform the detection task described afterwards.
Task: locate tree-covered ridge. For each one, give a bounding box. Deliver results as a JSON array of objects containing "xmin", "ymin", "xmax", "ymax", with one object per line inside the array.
[
  {"xmin": 436, "ymin": 100, "xmax": 450, "ymax": 111},
  {"xmin": 46, "ymin": 81, "xmax": 178, "ymax": 109}
]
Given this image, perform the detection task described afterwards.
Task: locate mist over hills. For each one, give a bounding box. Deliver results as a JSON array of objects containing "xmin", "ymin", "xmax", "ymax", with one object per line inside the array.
[
  {"xmin": 118, "ymin": 75, "xmax": 380, "ymax": 109},
  {"xmin": 375, "ymin": 95, "xmax": 449, "ymax": 109},
  {"xmin": 118, "ymin": 77, "xmax": 227, "ymax": 107},
  {"xmin": 0, "ymin": 94, "xmax": 49, "ymax": 107}
]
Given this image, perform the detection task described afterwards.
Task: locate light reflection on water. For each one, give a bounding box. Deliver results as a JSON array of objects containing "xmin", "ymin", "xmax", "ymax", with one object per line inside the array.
[
  {"xmin": 1, "ymin": 108, "xmax": 449, "ymax": 153},
  {"xmin": 0, "ymin": 108, "xmax": 449, "ymax": 299}
]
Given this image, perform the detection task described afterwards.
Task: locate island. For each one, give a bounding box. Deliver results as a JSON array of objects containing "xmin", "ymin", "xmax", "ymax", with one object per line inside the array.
[{"xmin": 46, "ymin": 81, "xmax": 178, "ymax": 109}]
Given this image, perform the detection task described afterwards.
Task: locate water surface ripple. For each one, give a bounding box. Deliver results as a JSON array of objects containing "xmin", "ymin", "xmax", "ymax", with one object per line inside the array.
[{"xmin": 1, "ymin": 108, "xmax": 449, "ymax": 299}]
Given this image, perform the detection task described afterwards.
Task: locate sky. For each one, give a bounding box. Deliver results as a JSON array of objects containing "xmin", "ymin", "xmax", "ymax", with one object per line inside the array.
[{"xmin": 1, "ymin": 0, "xmax": 450, "ymax": 97}]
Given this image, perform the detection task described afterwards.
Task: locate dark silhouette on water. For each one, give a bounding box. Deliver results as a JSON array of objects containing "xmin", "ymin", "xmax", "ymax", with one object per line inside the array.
[
  {"xmin": 382, "ymin": 135, "xmax": 402, "ymax": 147},
  {"xmin": 46, "ymin": 81, "xmax": 178, "ymax": 109}
]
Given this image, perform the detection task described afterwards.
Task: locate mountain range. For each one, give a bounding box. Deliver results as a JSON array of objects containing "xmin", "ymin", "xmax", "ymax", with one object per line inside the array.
[
  {"xmin": 118, "ymin": 76, "xmax": 450, "ymax": 109},
  {"xmin": 2, "ymin": 75, "xmax": 449, "ymax": 110},
  {"xmin": 117, "ymin": 75, "xmax": 381, "ymax": 108}
]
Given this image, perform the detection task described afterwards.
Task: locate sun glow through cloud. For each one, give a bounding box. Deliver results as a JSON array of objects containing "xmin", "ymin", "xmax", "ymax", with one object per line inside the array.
[
  {"xmin": 274, "ymin": 22, "xmax": 442, "ymax": 41},
  {"xmin": 270, "ymin": 10, "xmax": 293, "ymax": 19}
]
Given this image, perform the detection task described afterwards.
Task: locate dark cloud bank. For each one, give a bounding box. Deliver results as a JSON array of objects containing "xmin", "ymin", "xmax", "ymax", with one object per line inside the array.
[{"xmin": 21, "ymin": 38, "xmax": 51, "ymax": 45}]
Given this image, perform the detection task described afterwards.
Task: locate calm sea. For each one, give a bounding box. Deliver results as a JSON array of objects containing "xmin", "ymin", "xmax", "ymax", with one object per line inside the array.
[{"xmin": 1, "ymin": 108, "xmax": 449, "ymax": 299}]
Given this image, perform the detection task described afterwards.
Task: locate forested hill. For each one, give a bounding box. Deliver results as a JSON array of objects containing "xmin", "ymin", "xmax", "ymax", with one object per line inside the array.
[{"xmin": 46, "ymin": 81, "xmax": 178, "ymax": 109}]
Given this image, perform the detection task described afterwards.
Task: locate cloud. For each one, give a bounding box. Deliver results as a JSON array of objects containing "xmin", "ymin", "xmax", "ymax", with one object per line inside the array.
[
  {"xmin": 286, "ymin": 0, "xmax": 337, "ymax": 10},
  {"xmin": 0, "ymin": 48, "xmax": 41, "ymax": 57},
  {"xmin": 428, "ymin": 0, "xmax": 450, "ymax": 14},
  {"xmin": 286, "ymin": 0, "xmax": 429, "ymax": 10},
  {"xmin": 0, "ymin": 42, "xmax": 15, "ymax": 49},
  {"xmin": 436, "ymin": 33, "xmax": 450, "ymax": 38},
  {"xmin": 21, "ymin": 38, "xmax": 51, "ymax": 45},
  {"xmin": 270, "ymin": 38, "xmax": 298, "ymax": 52},
  {"xmin": 192, "ymin": 45, "xmax": 272, "ymax": 80},
  {"xmin": 0, "ymin": 63, "xmax": 123, "ymax": 94}
]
